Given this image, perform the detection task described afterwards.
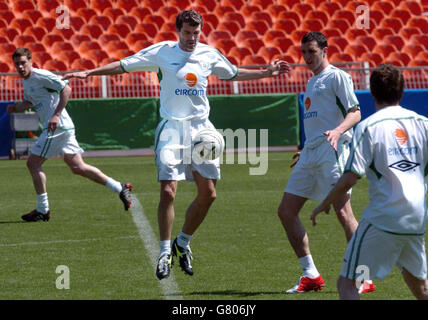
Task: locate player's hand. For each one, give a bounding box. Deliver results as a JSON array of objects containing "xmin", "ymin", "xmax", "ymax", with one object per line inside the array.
[
  {"xmin": 310, "ymin": 203, "xmax": 331, "ymax": 226},
  {"xmin": 6, "ymin": 104, "xmax": 17, "ymax": 114},
  {"xmin": 290, "ymin": 151, "xmax": 301, "ymax": 168},
  {"xmin": 48, "ymin": 114, "xmax": 59, "ymax": 132},
  {"xmin": 62, "ymin": 70, "xmax": 90, "ymax": 80},
  {"xmin": 268, "ymin": 59, "xmax": 291, "ymax": 77},
  {"xmin": 324, "ymin": 129, "xmax": 341, "ymax": 151}
]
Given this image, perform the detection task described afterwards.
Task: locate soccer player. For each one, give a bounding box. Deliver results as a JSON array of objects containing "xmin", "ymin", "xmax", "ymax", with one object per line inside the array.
[
  {"xmin": 63, "ymin": 10, "xmax": 290, "ymax": 280},
  {"xmin": 311, "ymin": 64, "xmax": 428, "ymax": 300},
  {"xmin": 7, "ymin": 48, "xmax": 132, "ymax": 222},
  {"xmin": 276, "ymin": 32, "xmax": 365, "ymax": 293}
]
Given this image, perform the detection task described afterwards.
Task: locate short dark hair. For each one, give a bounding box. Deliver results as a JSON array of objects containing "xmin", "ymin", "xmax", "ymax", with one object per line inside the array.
[
  {"xmin": 12, "ymin": 47, "xmax": 32, "ymax": 61},
  {"xmin": 301, "ymin": 31, "xmax": 328, "ymax": 49},
  {"xmin": 176, "ymin": 10, "xmax": 203, "ymax": 31},
  {"xmin": 370, "ymin": 64, "xmax": 404, "ymax": 105}
]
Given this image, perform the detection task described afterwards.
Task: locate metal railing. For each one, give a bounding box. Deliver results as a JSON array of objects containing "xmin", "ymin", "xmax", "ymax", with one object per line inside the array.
[{"xmin": 1, "ymin": 63, "xmax": 427, "ymax": 101}]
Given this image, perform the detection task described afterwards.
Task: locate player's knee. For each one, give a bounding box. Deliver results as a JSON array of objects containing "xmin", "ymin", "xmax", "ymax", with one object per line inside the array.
[
  {"xmin": 69, "ymin": 164, "xmax": 85, "ymax": 176},
  {"xmin": 160, "ymin": 187, "xmax": 176, "ymax": 204},
  {"xmin": 199, "ymin": 189, "xmax": 216, "ymax": 205},
  {"xmin": 277, "ymin": 204, "xmax": 294, "ymax": 222}
]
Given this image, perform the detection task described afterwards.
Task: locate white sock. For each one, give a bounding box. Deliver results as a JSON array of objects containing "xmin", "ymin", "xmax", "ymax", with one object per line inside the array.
[
  {"xmin": 159, "ymin": 240, "xmax": 171, "ymax": 257},
  {"xmin": 36, "ymin": 193, "xmax": 49, "ymax": 214},
  {"xmin": 105, "ymin": 177, "xmax": 122, "ymax": 194},
  {"xmin": 299, "ymin": 255, "xmax": 320, "ymax": 278},
  {"xmin": 177, "ymin": 231, "xmax": 192, "ymax": 249}
]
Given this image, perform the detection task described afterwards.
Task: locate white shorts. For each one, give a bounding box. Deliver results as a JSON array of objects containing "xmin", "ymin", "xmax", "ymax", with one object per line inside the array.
[
  {"xmin": 284, "ymin": 139, "xmax": 351, "ymax": 201},
  {"xmin": 341, "ymin": 219, "xmax": 427, "ymax": 281},
  {"xmin": 31, "ymin": 129, "xmax": 84, "ymax": 159},
  {"xmin": 154, "ymin": 118, "xmax": 220, "ymax": 181}
]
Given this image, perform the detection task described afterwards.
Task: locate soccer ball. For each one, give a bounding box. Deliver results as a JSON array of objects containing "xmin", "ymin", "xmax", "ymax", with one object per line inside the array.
[{"xmin": 193, "ymin": 129, "xmax": 225, "ymax": 161}]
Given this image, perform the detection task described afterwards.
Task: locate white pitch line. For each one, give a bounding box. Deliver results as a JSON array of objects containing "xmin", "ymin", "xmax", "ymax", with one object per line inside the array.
[
  {"xmin": 130, "ymin": 195, "xmax": 182, "ymax": 300},
  {"xmin": 0, "ymin": 235, "xmax": 139, "ymax": 247}
]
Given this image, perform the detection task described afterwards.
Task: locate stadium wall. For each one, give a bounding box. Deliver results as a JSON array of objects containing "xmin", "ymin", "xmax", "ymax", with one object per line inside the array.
[
  {"xmin": 298, "ymin": 89, "xmax": 428, "ymax": 148},
  {"xmin": 0, "ymin": 94, "xmax": 299, "ymax": 156}
]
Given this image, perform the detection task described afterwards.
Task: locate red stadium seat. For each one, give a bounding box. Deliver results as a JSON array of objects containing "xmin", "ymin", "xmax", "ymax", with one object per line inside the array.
[
  {"xmin": 99, "ymin": 33, "xmax": 121, "ymax": 46},
  {"xmin": 402, "ymin": 43, "xmax": 424, "ymax": 59},
  {"xmin": 51, "ymin": 41, "xmax": 74, "ymax": 55},
  {"xmin": 21, "ymin": 10, "xmax": 43, "ymax": 24},
  {"xmin": 125, "ymin": 32, "xmax": 149, "ymax": 45},
  {"xmin": 273, "ymin": 19, "xmax": 298, "ymax": 34},
  {"xmin": 128, "ymin": 7, "xmax": 153, "ymax": 23},
  {"xmin": 372, "ymin": 27, "xmax": 394, "ymax": 41},
  {"xmin": 160, "ymin": 22, "xmax": 178, "ymax": 33},
  {"xmin": 80, "ymin": 24, "xmax": 104, "ymax": 39},
  {"xmin": 306, "ymin": 10, "xmax": 329, "ymax": 26},
  {"xmin": 371, "ymin": 1, "xmax": 394, "ymax": 15},
  {"xmin": 13, "ymin": 0, "xmax": 35, "ymax": 12},
  {"xmin": 207, "ymin": 30, "xmax": 232, "ymax": 46},
  {"xmin": 70, "ymin": 16, "xmax": 85, "ymax": 32},
  {"xmin": 390, "ymin": 9, "xmax": 412, "ymax": 26},
  {"xmin": 286, "ymin": 45, "xmax": 303, "ymax": 63},
  {"xmin": 79, "ymin": 41, "xmax": 101, "ymax": 53},
  {"xmin": 36, "ymin": 0, "xmax": 61, "ymax": 13},
  {"xmin": 290, "ymin": 30, "xmax": 310, "ymax": 44},
  {"xmin": 354, "ymin": 35, "xmax": 377, "ymax": 51},
  {"xmin": 36, "ymin": 17, "xmax": 56, "ymax": 31},
  {"xmin": 272, "ymin": 54, "xmax": 295, "ymax": 64},
  {"xmin": 290, "ymin": 3, "xmax": 314, "ymax": 18},
  {"xmin": 263, "ymin": 30, "xmax": 287, "ymax": 45},
  {"xmin": 326, "ymin": 19, "xmax": 350, "ymax": 34},
  {"xmin": 129, "ymin": 40, "xmax": 153, "ymax": 52},
  {"xmin": 409, "ymin": 34, "xmax": 428, "ymax": 50},
  {"xmin": 187, "ymin": 6, "xmax": 208, "ymax": 15},
  {"xmin": 250, "ymin": 12, "xmax": 273, "ymax": 26},
  {"xmin": 277, "ymin": 11, "xmax": 301, "ymax": 26},
  {"xmin": 360, "ymin": 52, "xmax": 383, "ymax": 67},
  {"xmin": 54, "ymin": 50, "xmax": 80, "ymax": 67},
  {"xmin": 0, "ymin": 61, "xmax": 10, "ymax": 72},
  {"xmin": 134, "ymin": 23, "xmax": 158, "ymax": 39},
  {"xmin": 306, "ymin": 0, "xmax": 327, "ymax": 9},
  {"xmin": 344, "ymin": 44, "xmax": 368, "ymax": 60},
  {"xmin": 383, "ymin": 58, "xmax": 404, "ymax": 67},
  {"xmin": 379, "ymin": 18, "xmax": 403, "ymax": 34},
  {"xmin": 41, "ymin": 34, "xmax": 64, "ymax": 48},
  {"xmin": 194, "ymin": 0, "xmax": 217, "ymax": 11},
  {"xmin": 222, "ymin": 12, "xmax": 246, "ymax": 29},
  {"xmin": 153, "ymin": 32, "xmax": 178, "ymax": 43},
  {"xmin": 242, "ymin": 55, "xmax": 267, "ymax": 66},
  {"xmin": 318, "ymin": 1, "xmax": 342, "ymax": 16},
  {"xmin": 221, "ymin": 0, "xmax": 245, "ymax": 11},
  {"xmin": 217, "ymin": 21, "xmax": 240, "ymax": 37},
  {"xmin": 81, "ymin": 49, "xmax": 109, "ymax": 66},
  {"xmin": 103, "ymin": 7, "xmax": 126, "ymax": 22},
  {"xmin": 142, "ymin": 15, "xmax": 165, "ymax": 30},
  {"xmin": 70, "ymin": 34, "xmax": 91, "ymax": 49},
  {"xmin": 213, "ymin": 39, "xmax": 236, "ymax": 56},
  {"xmin": 43, "ymin": 59, "xmax": 67, "ymax": 71},
  {"xmin": 202, "ymin": 13, "xmax": 219, "ymax": 28},
  {"xmin": 330, "ymin": 52, "xmax": 353, "ymax": 63},
  {"xmin": 332, "ymin": 10, "xmax": 355, "ymax": 27},
  {"xmin": 89, "ymin": 15, "xmax": 113, "ymax": 31},
  {"xmin": 398, "ymin": 0, "xmax": 424, "ymax": 15},
  {"xmin": 415, "ymin": 51, "xmax": 428, "ymax": 62},
  {"xmin": 267, "ymin": 4, "xmax": 287, "ymax": 22},
  {"xmin": 108, "ymin": 49, "xmax": 134, "ymax": 61},
  {"xmin": 246, "ymin": 20, "xmax": 270, "ymax": 36},
  {"xmin": 27, "ymin": 42, "xmax": 46, "ymax": 53},
  {"xmin": 108, "ymin": 24, "xmax": 132, "ymax": 39},
  {"xmin": 10, "ymin": 18, "xmax": 32, "ymax": 32},
  {"xmin": 373, "ymin": 44, "xmax": 396, "ymax": 59},
  {"xmin": 14, "ymin": 35, "xmax": 36, "ymax": 47},
  {"xmin": 252, "ymin": 0, "xmax": 275, "ymax": 9},
  {"xmin": 0, "ymin": 10, "xmax": 15, "ymax": 24},
  {"xmin": 382, "ymin": 35, "xmax": 406, "ymax": 51},
  {"xmin": 168, "ymin": 0, "xmax": 191, "ymax": 11},
  {"xmin": 301, "ymin": 19, "xmax": 324, "ymax": 32},
  {"xmin": 225, "ymin": 55, "xmax": 239, "ymax": 66},
  {"xmin": 31, "ymin": 52, "xmax": 52, "ymax": 66},
  {"xmin": 214, "ymin": 6, "xmax": 235, "ymax": 17},
  {"xmin": 326, "ymin": 44, "xmax": 341, "ymax": 58},
  {"xmin": 243, "ymin": 38, "xmax": 265, "ymax": 55},
  {"xmin": 330, "ymin": 0, "xmax": 349, "ymax": 7},
  {"xmin": 368, "ymin": 9, "xmax": 384, "ymax": 26},
  {"xmin": 1, "ymin": 28, "xmax": 19, "ymax": 42},
  {"xmin": 322, "ymin": 28, "xmax": 342, "ymax": 39},
  {"xmin": 0, "ymin": 43, "xmax": 16, "ymax": 55},
  {"xmin": 388, "ymin": 52, "xmax": 411, "ymax": 66},
  {"xmin": 257, "ymin": 47, "xmax": 282, "ymax": 62},
  {"xmin": 157, "ymin": 7, "xmax": 180, "ymax": 23},
  {"xmin": 328, "ymin": 37, "xmax": 349, "ymax": 51},
  {"xmin": 202, "ymin": 21, "xmax": 214, "ymax": 37},
  {"xmin": 64, "ymin": 0, "xmax": 87, "ymax": 13},
  {"xmin": 140, "ymin": 0, "xmax": 163, "ymax": 12},
  {"xmin": 71, "ymin": 58, "xmax": 96, "ymax": 71},
  {"xmin": 277, "ymin": 0, "xmax": 301, "ymax": 9},
  {"xmin": 229, "ymin": 46, "xmax": 252, "ymax": 64},
  {"xmin": 406, "ymin": 17, "xmax": 428, "ymax": 34},
  {"xmin": 270, "ymin": 37, "xmax": 293, "ymax": 54},
  {"xmin": 116, "ymin": 0, "xmax": 138, "ymax": 12},
  {"xmin": 241, "ymin": 4, "xmax": 262, "ymax": 19},
  {"xmin": 235, "ymin": 30, "xmax": 258, "ymax": 46},
  {"xmin": 345, "ymin": 28, "xmax": 368, "ymax": 42},
  {"xmin": 398, "ymin": 27, "xmax": 421, "ymax": 41},
  {"xmin": 75, "ymin": 8, "xmax": 97, "ymax": 23},
  {"xmin": 23, "ymin": 27, "xmax": 47, "ymax": 40}
]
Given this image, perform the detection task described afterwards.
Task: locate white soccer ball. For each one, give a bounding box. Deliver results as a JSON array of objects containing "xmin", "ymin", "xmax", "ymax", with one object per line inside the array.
[{"xmin": 193, "ymin": 129, "xmax": 225, "ymax": 161}]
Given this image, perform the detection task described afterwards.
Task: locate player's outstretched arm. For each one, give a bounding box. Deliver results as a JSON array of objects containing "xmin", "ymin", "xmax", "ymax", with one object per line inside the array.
[
  {"xmin": 63, "ymin": 61, "xmax": 124, "ymax": 80},
  {"xmin": 6, "ymin": 100, "xmax": 33, "ymax": 114},
  {"xmin": 232, "ymin": 60, "xmax": 290, "ymax": 81}
]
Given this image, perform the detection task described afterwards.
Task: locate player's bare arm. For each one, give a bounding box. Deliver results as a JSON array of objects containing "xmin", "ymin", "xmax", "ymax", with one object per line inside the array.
[
  {"xmin": 63, "ymin": 61, "xmax": 124, "ymax": 80},
  {"xmin": 6, "ymin": 100, "xmax": 33, "ymax": 114},
  {"xmin": 48, "ymin": 84, "xmax": 72, "ymax": 132},
  {"xmin": 311, "ymin": 171, "xmax": 358, "ymax": 226},
  {"xmin": 232, "ymin": 60, "xmax": 290, "ymax": 81},
  {"xmin": 324, "ymin": 106, "xmax": 361, "ymax": 151}
]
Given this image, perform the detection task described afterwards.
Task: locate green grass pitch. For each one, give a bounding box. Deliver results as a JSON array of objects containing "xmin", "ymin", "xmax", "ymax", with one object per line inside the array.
[{"xmin": 0, "ymin": 152, "xmax": 423, "ymax": 300}]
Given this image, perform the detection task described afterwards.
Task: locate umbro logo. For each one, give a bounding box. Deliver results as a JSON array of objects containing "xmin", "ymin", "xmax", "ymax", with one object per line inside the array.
[{"xmin": 389, "ymin": 160, "xmax": 420, "ymax": 172}]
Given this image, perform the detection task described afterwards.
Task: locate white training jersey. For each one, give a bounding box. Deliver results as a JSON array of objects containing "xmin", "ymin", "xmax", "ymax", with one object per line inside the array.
[
  {"xmin": 303, "ymin": 64, "xmax": 359, "ymax": 147},
  {"xmin": 346, "ymin": 106, "xmax": 428, "ymax": 235},
  {"xmin": 23, "ymin": 68, "xmax": 73, "ymax": 130},
  {"xmin": 120, "ymin": 41, "xmax": 238, "ymax": 121}
]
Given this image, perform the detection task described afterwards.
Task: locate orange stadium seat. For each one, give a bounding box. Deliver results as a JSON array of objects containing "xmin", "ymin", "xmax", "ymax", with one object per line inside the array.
[
  {"xmin": 371, "ymin": 1, "xmax": 394, "ymax": 15},
  {"xmin": 332, "ymin": 10, "xmax": 356, "ymax": 27},
  {"xmin": 1, "ymin": 28, "xmax": 19, "ymax": 42},
  {"xmin": 399, "ymin": 27, "xmax": 422, "ymax": 41},
  {"xmin": 71, "ymin": 58, "xmax": 95, "ymax": 71},
  {"xmin": 99, "ymin": 33, "xmax": 120, "ymax": 46},
  {"xmin": 273, "ymin": 19, "xmax": 298, "ymax": 34},
  {"xmin": 372, "ymin": 27, "xmax": 394, "ymax": 41},
  {"xmin": 43, "ymin": 59, "xmax": 67, "ymax": 71},
  {"xmin": 221, "ymin": 0, "xmax": 245, "ymax": 11},
  {"xmin": 0, "ymin": 10, "xmax": 15, "ymax": 24},
  {"xmin": 322, "ymin": 28, "xmax": 342, "ymax": 39},
  {"xmin": 305, "ymin": 0, "xmax": 326, "ymax": 7},
  {"xmin": 277, "ymin": 11, "xmax": 301, "ymax": 26},
  {"xmin": 168, "ymin": 0, "xmax": 191, "ymax": 11},
  {"xmin": 328, "ymin": 37, "xmax": 349, "ymax": 51},
  {"xmin": 409, "ymin": 34, "xmax": 428, "ymax": 50},
  {"xmin": 330, "ymin": 52, "xmax": 353, "ymax": 63},
  {"xmin": 277, "ymin": 0, "xmax": 300, "ymax": 9},
  {"xmin": 390, "ymin": 8, "xmax": 412, "ymax": 26},
  {"xmin": 270, "ymin": 37, "xmax": 293, "ymax": 54},
  {"xmin": 75, "ymin": 8, "xmax": 97, "ymax": 24},
  {"xmin": 326, "ymin": 19, "xmax": 351, "ymax": 34},
  {"xmin": 373, "ymin": 44, "xmax": 396, "ymax": 59},
  {"xmin": 103, "ymin": 8, "xmax": 126, "ymax": 22},
  {"xmin": 272, "ymin": 54, "xmax": 295, "ymax": 64},
  {"xmin": 330, "ymin": 0, "xmax": 348, "ymax": 7},
  {"xmin": 242, "ymin": 55, "xmax": 267, "ymax": 66},
  {"xmin": 266, "ymin": 4, "xmax": 287, "ymax": 22},
  {"xmin": 402, "ymin": 43, "xmax": 424, "ymax": 59},
  {"xmin": 80, "ymin": 24, "xmax": 104, "ymax": 39},
  {"xmin": 291, "ymin": 3, "xmax": 314, "ymax": 19},
  {"xmin": 21, "ymin": 10, "xmax": 43, "ymax": 24},
  {"xmin": 32, "ymin": 52, "xmax": 52, "ymax": 66},
  {"xmin": 70, "ymin": 34, "xmax": 91, "ymax": 49},
  {"xmin": 368, "ymin": 10, "xmax": 384, "ymax": 26},
  {"xmin": 301, "ymin": 19, "xmax": 324, "ymax": 32},
  {"xmin": 201, "ymin": 22, "xmax": 214, "ymax": 37},
  {"xmin": 398, "ymin": 0, "xmax": 424, "ymax": 15},
  {"xmin": 79, "ymin": 40, "xmax": 101, "ymax": 53},
  {"xmin": 360, "ymin": 52, "xmax": 383, "ymax": 67},
  {"xmin": 81, "ymin": 49, "xmax": 109, "ymax": 66},
  {"xmin": 51, "ymin": 41, "xmax": 74, "ymax": 56},
  {"xmin": 0, "ymin": 62, "xmax": 10, "ymax": 72},
  {"xmin": 142, "ymin": 15, "xmax": 165, "ymax": 30},
  {"xmin": 382, "ymin": 35, "xmax": 406, "ymax": 51},
  {"xmin": 257, "ymin": 47, "xmax": 281, "ymax": 62},
  {"xmin": 246, "ymin": 20, "xmax": 270, "ymax": 36},
  {"xmin": 345, "ymin": 28, "xmax": 368, "ymax": 42},
  {"xmin": 89, "ymin": 15, "xmax": 113, "ymax": 31},
  {"xmin": 222, "ymin": 12, "xmax": 246, "ymax": 29},
  {"xmin": 263, "ymin": 30, "xmax": 287, "ymax": 45},
  {"xmin": 89, "ymin": 0, "xmax": 113, "ymax": 14},
  {"xmin": 188, "ymin": 6, "xmax": 208, "ymax": 15},
  {"xmin": 54, "ymin": 50, "xmax": 80, "ymax": 67},
  {"xmin": 252, "ymin": 0, "xmax": 275, "ymax": 8},
  {"xmin": 344, "ymin": 44, "xmax": 368, "ymax": 59},
  {"xmin": 318, "ymin": 1, "xmax": 341, "ymax": 16},
  {"xmin": 109, "ymin": 49, "xmax": 135, "ymax": 61},
  {"xmin": 354, "ymin": 35, "xmax": 377, "ymax": 51},
  {"xmin": 160, "ymin": 22, "xmax": 177, "ymax": 33},
  {"xmin": 125, "ymin": 32, "xmax": 149, "ymax": 45},
  {"xmin": 117, "ymin": 0, "xmax": 138, "ymax": 11},
  {"xmin": 134, "ymin": 23, "xmax": 158, "ymax": 39},
  {"xmin": 0, "ymin": 43, "xmax": 16, "ymax": 56},
  {"xmin": 241, "ymin": 4, "xmax": 262, "ymax": 19},
  {"xmin": 225, "ymin": 55, "xmax": 239, "ymax": 66},
  {"xmin": 388, "ymin": 52, "xmax": 411, "ymax": 66},
  {"xmin": 36, "ymin": 0, "xmax": 60, "ymax": 13},
  {"xmin": 207, "ymin": 30, "xmax": 232, "ymax": 46},
  {"xmin": 153, "ymin": 31, "xmax": 178, "ymax": 42},
  {"xmin": 129, "ymin": 39, "xmax": 153, "ymax": 52},
  {"xmin": 108, "ymin": 24, "xmax": 132, "ymax": 39},
  {"xmin": 306, "ymin": 10, "xmax": 329, "ymax": 26},
  {"xmin": 250, "ymin": 12, "xmax": 273, "ymax": 26},
  {"xmin": 214, "ymin": 5, "xmax": 234, "ymax": 17},
  {"xmin": 70, "ymin": 16, "xmax": 85, "ymax": 32},
  {"xmin": 37, "ymin": 17, "xmax": 56, "ymax": 31},
  {"xmin": 0, "ymin": 20, "xmax": 5, "ymax": 29},
  {"xmin": 194, "ymin": 0, "xmax": 217, "ymax": 11},
  {"xmin": 157, "ymin": 6, "xmax": 180, "ymax": 23},
  {"xmin": 406, "ymin": 17, "xmax": 428, "ymax": 33},
  {"xmin": 290, "ymin": 30, "xmax": 310, "ymax": 44},
  {"xmin": 14, "ymin": 35, "xmax": 36, "ymax": 47},
  {"xmin": 217, "ymin": 21, "xmax": 240, "ymax": 36},
  {"xmin": 140, "ymin": 0, "xmax": 164, "ymax": 13},
  {"xmin": 326, "ymin": 44, "xmax": 340, "ymax": 57},
  {"xmin": 64, "ymin": 0, "xmax": 87, "ymax": 13},
  {"xmin": 286, "ymin": 45, "xmax": 303, "ymax": 63},
  {"xmin": 41, "ymin": 34, "xmax": 64, "ymax": 48},
  {"xmin": 202, "ymin": 13, "xmax": 219, "ymax": 28},
  {"xmin": 129, "ymin": 7, "xmax": 153, "ymax": 22},
  {"xmin": 379, "ymin": 18, "xmax": 404, "ymax": 34},
  {"xmin": 235, "ymin": 30, "xmax": 258, "ymax": 45},
  {"xmin": 229, "ymin": 46, "xmax": 252, "ymax": 64},
  {"xmin": 213, "ymin": 39, "xmax": 236, "ymax": 56},
  {"xmin": 415, "ymin": 51, "xmax": 428, "ymax": 62},
  {"xmin": 23, "ymin": 27, "xmax": 47, "ymax": 40},
  {"xmin": 12, "ymin": 0, "xmax": 35, "ymax": 12},
  {"xmin": 10, "ymin": 18, "xmax": 33, "ymax": 32}
]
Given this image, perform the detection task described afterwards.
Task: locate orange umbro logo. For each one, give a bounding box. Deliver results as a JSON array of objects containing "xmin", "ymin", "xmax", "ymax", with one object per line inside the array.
[{"xmin": 394, "ymin": 128, "xmax": 408, "ymax": 145}]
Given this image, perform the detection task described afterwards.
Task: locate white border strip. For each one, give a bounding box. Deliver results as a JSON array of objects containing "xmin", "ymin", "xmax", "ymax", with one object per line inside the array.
[{"xmin": 131, "ymin": 195, "xmax": 182, "ymax": 300}]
